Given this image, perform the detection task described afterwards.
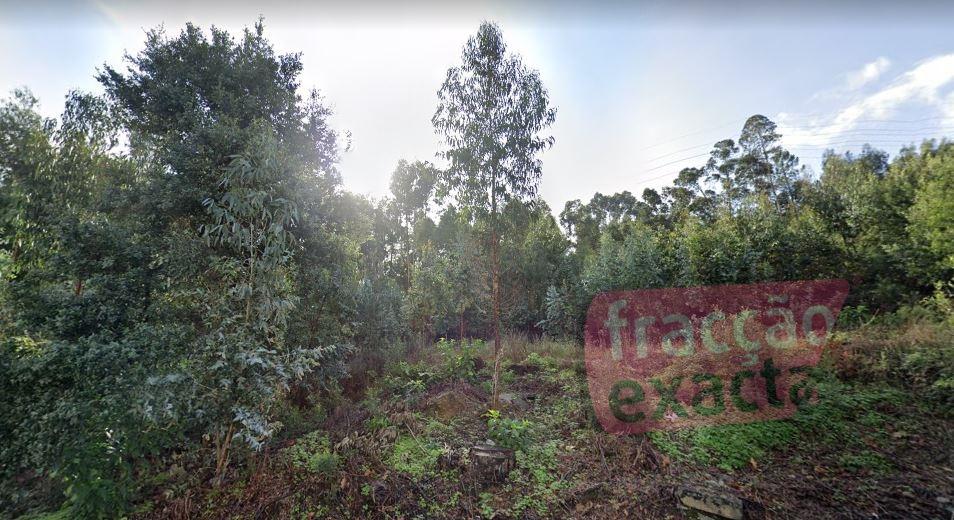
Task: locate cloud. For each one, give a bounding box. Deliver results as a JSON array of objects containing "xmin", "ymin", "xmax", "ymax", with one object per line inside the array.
[
  {"xmin": 779, "ymin": 53, "xmax": 954, "ymax": 148},
  {"xmin": 807, "ymin": 57, "xmax": 890, "ymax": 102},
  {"xmin": 942, "ymin": 91, "xmax": 954, "ymax": 128},
  {"xmin": 844, "ymin": 56, "xmax": 891, "ymax": 90}
]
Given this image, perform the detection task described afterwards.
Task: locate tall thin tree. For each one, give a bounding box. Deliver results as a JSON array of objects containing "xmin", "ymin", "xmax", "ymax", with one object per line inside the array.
[{"xmin": 432, "ymin": 21, "xmax": 556, "ymax": 407}]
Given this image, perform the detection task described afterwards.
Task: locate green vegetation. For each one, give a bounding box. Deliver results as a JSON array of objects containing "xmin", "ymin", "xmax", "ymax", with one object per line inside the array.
[
  {"xmin": 645, "ymin": 310, "xmax": 951, "ymax": 478},
  {"xmin": 0, "ymin": 17, "xmax": 951, "ymax": 520},
  {"xmin": 507, "ymin": 441, "xmax": 566, "ymax": 517},
  {"xmin": 484, "ymin": 409, "xmax": 533, "ymax": 451},
  {"xmin": 386, "ymin": 436, "xmax": 443, "ymax": 480},
  {"xmin": 285, "ymin": 432, "xmax": 339, "ymax": 476},
  {"xmin": 650, "ymin": 421, "xmax": 799, "ymax": 471}
]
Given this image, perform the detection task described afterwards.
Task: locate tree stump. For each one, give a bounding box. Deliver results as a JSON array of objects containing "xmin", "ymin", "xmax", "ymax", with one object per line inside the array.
[{"xmin": 471, "ymin": 443, "xmax": 514, "ymax": 482}]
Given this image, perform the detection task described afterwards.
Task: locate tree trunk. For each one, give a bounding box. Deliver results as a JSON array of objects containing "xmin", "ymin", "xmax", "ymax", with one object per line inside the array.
[
  {"xmin": 214, "ymin": 422, "xmax": 236, "ymax": 486},
  {"xmin": 491, "ymin": 225, "xmax": 501, "ymax": 409}
]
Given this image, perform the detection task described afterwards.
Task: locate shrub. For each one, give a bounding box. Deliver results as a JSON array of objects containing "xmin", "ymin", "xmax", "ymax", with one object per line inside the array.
[
  {"xmin": 485, "ymin": 410, "xmax": 533, "ymax": 451},
  {"xmin": 436, "ymin": 337, "xmax": 478, "ymax": 381},
  {"xmin": 0, "ymin": 325, "xmax": 188, "ymax": 517},
  {"xmin": 648, "ymin": 370, "xmax": 912, "ymax": 471},
  {"xmin": 286, "ymin": 431, "xmax": 339, "ymax": 477},
  {"xmin": 382, "ymin": 361, "xmax": 435, "ymax": 399},
  {"xmin": 842, "ymin": 317, "xmax": 954, "ymax": 415},
  {"xmin": 838, "ymin": 451, "xmax": 892, "ymax": 473}
]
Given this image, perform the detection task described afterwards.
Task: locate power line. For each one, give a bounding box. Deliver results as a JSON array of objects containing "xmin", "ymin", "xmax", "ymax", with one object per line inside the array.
[
  {"xmin": 781, "ymin": 126, "xmax": 954, "ymax": 139},
  {"xmin": 787, "ymin": 137, "xmax": 950, "ymax": 149},
  {"xmin": 777, "ymin": 115, "xmax": 952, "ymax": 126},
  {"xmin": 640, "ymin": 115, "xmax": 954, "ymax": 151},
  {"xmin": 628, "ymin": 150, "xmax": 882, "ymax": 190},
  {"xmin": 644, "ymin": 152, "xmax": 712, "ymax": 172},
  {"xmin": 645, "ymin": 142, "xmax": 718, "ymax": 162},
  {"xmin": 630, "ymin": 120, "xmax": 952, "ymax": 190},
  {"xmin": 644, "ymin": 128, "xmax": 953, "ymax": 164},
  {"xmin": 639, "ymin": 119, "xmax": 742, "ymax": 151},
  {"xmin": 629, "ymin": 170, "xmax": 684, "ymax": 189},
  {"xmin": 647, "ymin": 128, "xmax": 954, "ymax": 162},
  {"xmin": 629, "ymin": 155, "xmax": 833, "ymax": 190}
]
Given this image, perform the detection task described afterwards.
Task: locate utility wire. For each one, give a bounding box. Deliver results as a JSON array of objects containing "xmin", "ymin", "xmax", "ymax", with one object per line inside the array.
[
  {"xmin": 644, "ymin": 128, "xmax": 953, "ymax": 164},
  {"xmin": 630, "ymin": 116, "xmax": 953, "ymax": 191},
  {"xmin": 640, "ymin": 115, "xmax": 954, "ymax": 152}
]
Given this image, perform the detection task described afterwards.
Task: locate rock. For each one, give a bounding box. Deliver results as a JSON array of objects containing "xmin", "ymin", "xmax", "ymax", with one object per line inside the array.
[
  {"xmin": 498, "ymin": 392, "xmax": 529, "ymax": 411},
  {"xmin": 426, "ymin": 389, "xmax": 476, "ymax": 420},
  {"xmin": 675, "ymin": 485, "xmax": 761, "ymax": 520}
]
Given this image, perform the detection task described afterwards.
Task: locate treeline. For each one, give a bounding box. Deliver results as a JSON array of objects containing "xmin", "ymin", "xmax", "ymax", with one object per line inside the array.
[
  {"xmin": 0, "ymin": 21, "xmax": 951, "ymax": 516},
  {"xmin": 545, "ymin": 118, "xmax": 953, "ymax": 339}
]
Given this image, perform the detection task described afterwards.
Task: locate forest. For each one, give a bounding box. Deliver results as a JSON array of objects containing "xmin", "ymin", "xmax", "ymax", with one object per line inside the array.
[{"xmin": 1, "ymin": 20, "xmax": 952, "ymax": 519}]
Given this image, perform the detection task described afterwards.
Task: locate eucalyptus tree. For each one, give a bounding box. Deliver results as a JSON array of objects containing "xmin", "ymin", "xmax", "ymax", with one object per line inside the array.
[
  {"xmin": 97, "ymin": 20, "xmax": 349, "ymax": 486},
  {"xmin": 737, "ymin": 115, "xmax": 806, "ymax": 212},
  {"xmin": 669, "ymin": 166, "xmax": 716, "ymax": 220},
  {"xmin": 434, "ymin": 205, "xmax": 487, "ymax": 340},
  {"xmin": 704, "ymin": 138, "xmax": 741, "ymax": 211},
  {"xmin": 432, "ymin": 21, "xmax": 556, "ymax": 406},
  {"xmin": 195, "ymin": 127, "xmax": 325, "ymax": 483},
  {"xmin": 737, "ymin": 115, "xmax": 781, "ymax": 199},
  {"xmin": 560, "ymin": 199, "xmax": 601, "ymax": 255},
  {"xmin": 389, "ymin": 159, "xmax": 438, "ymax": 289}
]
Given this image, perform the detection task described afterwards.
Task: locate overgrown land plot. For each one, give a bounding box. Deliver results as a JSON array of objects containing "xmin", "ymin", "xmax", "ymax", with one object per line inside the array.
[{"xmin": 1, "ymin": 18, "xmax": 952, "ymax": 520}]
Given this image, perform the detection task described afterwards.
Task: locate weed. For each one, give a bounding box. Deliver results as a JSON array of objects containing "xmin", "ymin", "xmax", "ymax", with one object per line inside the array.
[
  {"xmin": 485, "ymin": 410, "xmax": 533, "ymax": 451},
  {"xmin": 525, "ymin": 352, "xmax": 556, "ymax": 373},
  {"xmin": 478, "ymin": 492, "xmax": 496, "ymax": 518},
  {"xmin": 367, "ymin": 414, "xmax": 391, "ymax": 431},
  {"xmin": 647, "ymin": 368, "xmax": 917, "ymax": 471},
  {"xmin": 423, "ymin": 417, "xmax": 454, "ymax": 437},
  {"xmin": 479, "ymin": 364, "xmax": 514, "ymax": 395},
  {"xmin": 696, "ymin": 421, "xmax": 797, "ymax": 470},
  {"xmin": 285, "ymin": 431, "xmax": 339, "ymax": 477},
  {"xmin": 508, "ymin": 440, "xmax": 566, "ymax": 516},
  {"xmin": 272, "ymin": 399, "xmax": 327, "ymax": 441},
  {"xmin": 382, "ymin": 361, "xmax": 435, "ymax": 400},
  {"xmin": 17, "ymin": 507, "xmax": 74, "ymax": 520},
  {"xmin": 838, "ymin": 451, "xmax": 892, "ymax": 473},
  {"xmin": 436, "ymin": 338, "xmax": 479, "ymax": 381},
  {"xmin": 386, "ymin": 436, "xmax": 442, "ymax": 479}
]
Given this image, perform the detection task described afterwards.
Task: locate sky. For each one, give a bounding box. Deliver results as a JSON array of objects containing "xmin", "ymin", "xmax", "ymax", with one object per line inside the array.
[{"xmin": 3, "ymin": 0, "xmax": 954, "ymax": 212}]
